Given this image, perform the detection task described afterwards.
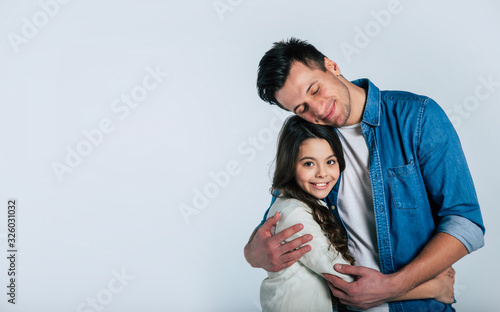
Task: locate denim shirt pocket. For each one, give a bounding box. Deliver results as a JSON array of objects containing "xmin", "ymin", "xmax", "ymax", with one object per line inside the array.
[{"xmin": 387, "ymin": 160, "xmax": 422, "ymax": 210}]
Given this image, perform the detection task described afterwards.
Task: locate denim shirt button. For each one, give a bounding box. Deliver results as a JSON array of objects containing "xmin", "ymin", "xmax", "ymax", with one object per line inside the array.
[{"xmin": 331, "ymin": 205, "xmax": 336, "ymax": 210}]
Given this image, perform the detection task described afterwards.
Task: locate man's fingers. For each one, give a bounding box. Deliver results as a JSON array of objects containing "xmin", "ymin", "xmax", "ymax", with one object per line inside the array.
[
  {"xmin": 323, "ymin": 273, "xmax": 351, "ymax": 291},
  {"xmin": 263, "ymin": 244, "xmax": 310, "ymax": 272},
  {"xmin": 276, "ymin": 232, "xmax": 312, "ymax": 254},
  {"xmin": 259, "ymin": 212, "xmax": 280, "ymax": 233},
  {"xmin": 274, "ymin": 258, "xmax": 301, "ymax": 272},
  {"xmin": 445, "ymin": 266, "xmax": 456, "ymax": 279},
  {"xmin": 264, "ymin": 234, "xmax": 311, "ymax": 272},
  {"xmin": 323, "ymin": 274, "xmax": 349, "ymax": 299},
  {"xmin": 279, "ymin": 244, "xmax": 311, "ymax": 262},
  {"xmin": 334, "ymin": 263, "xmax": 362, "ymax": 276},
  {"xmin": 272, "ymin": 222, "xmax": 306, "ymax": 244},
  {"xmin": 449, "ymin": 266, "xmax": 456, "ymax": 277}
]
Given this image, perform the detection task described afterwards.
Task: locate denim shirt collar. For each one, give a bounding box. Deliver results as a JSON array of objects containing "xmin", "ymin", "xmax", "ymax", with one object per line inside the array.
[{"xmin": 351, "ymin": 78, "xmax": 381, "ymax": 127}]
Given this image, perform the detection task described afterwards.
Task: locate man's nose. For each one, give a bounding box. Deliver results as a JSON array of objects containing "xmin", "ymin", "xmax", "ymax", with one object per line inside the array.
[{"xmin": 310, "ymin": 99, "xmax": 327, "ymax": 119}]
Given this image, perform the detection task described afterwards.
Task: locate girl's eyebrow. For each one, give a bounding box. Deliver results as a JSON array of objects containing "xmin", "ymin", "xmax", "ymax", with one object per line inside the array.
[
  {"xmin": 299, "ymin": 154, "xmax": 336, "ymax": 162},
  {"xmin": 299, "ymin": 156, "xmax": 316, "ymax": 162}
]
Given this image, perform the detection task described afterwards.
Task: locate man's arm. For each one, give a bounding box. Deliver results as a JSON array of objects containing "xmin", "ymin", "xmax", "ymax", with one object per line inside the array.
[
  {"xmin": 244, "ymin": 212, "xmax": 313, "ymax": 272},
  {"xmin": 323, "ymin": 232, "xmax": 466, "ymax": 310},
  {"xmin": 393, "ymin": 267, "xmax": 455, "ymax": 304}
]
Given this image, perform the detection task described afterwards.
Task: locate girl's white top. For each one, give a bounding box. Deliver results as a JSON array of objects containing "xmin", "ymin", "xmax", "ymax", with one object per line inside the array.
[{"xmin": 260, "ymin": 197, "xmax": 354, "ymax": 312}]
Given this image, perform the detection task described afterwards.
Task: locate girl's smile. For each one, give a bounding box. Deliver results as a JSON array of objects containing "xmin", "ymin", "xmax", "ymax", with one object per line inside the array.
[{"xmin": 295, "ymin": 138, "xmax": 340, "ymax": 199}]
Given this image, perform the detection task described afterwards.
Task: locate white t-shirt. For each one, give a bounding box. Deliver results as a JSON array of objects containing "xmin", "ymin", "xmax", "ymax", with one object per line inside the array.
[{"xmin": 337, "ymin": 123, "xmax": 389, "ymax": 312}]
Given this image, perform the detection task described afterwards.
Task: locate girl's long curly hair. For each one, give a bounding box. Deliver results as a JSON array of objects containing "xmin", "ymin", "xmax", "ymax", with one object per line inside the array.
[{"xmin": 272, "ymin": 116, "xmax": 354, "ymax": 265}]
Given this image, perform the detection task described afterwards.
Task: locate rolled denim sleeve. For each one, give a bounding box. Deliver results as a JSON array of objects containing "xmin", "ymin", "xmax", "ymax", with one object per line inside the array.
[{"xmin": 437, "ymin": 215, "xmax": 485, "ymax": 253}]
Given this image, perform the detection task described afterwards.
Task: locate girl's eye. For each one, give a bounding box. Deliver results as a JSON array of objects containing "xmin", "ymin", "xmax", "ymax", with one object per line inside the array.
[
  {"xmin": 304, "ymin": 161, "xmax": 314, "ymax": 167},
  {"xmin": 312, "ymin": 87, "xmax": 319, "ymax": 95},
  {"xmin": 327, "ymin": 159, "xmax": 336, "ymax": 165}
]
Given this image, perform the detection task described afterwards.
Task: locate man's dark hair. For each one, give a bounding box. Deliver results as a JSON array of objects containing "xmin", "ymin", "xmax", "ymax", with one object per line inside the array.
[{"xmin": 257, "ymin": 38, "xmax": 327, "ymax": 109}]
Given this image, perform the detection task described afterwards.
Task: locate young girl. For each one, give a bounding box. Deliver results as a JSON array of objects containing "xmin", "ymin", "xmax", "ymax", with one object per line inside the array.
[{"xmin": 260, "ymin": 116, "xmax": 455, "ymax": 312}]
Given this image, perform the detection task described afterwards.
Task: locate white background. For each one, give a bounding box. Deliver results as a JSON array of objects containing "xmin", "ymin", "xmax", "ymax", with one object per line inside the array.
[{"xmin": 0, "ymin": 0, "xmax": 498, "ymax": 311}]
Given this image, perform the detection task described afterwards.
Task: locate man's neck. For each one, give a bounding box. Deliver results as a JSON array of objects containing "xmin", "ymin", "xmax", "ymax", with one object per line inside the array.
[{"xmin": 342, "ymin": 77, "xmax": 368, "ymax": 126}]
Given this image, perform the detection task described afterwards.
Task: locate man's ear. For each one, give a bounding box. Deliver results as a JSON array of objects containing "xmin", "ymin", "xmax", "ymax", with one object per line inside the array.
[{"xmin": 324, "ymin": 57, "xmax": 341, "ymax": 76}]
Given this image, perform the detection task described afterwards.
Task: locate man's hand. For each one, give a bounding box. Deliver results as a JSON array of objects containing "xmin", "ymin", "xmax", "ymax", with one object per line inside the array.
[
  {"xmin": 323, "ymin": 233, "xmax": 468, "ymax": 309},
  {"xmin": 431, "ymin": 267, "xmax": 456, "ymax": 304},
  {"xmin": 244, "ymin": 212, "xmax": 313, "ymax": 272},
  {"xmin": 323, "ymin": 264, "xmax": 405, "ymax": 310}
]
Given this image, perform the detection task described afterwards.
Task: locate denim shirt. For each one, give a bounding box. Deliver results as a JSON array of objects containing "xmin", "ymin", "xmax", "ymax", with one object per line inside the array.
[
  {"xmin": 325, "ymin": 79, "xmax": 485, "ymax": 312},
  {"xmin": 263, "ymin": 79, "xmax": 485, "ymax": 312}
]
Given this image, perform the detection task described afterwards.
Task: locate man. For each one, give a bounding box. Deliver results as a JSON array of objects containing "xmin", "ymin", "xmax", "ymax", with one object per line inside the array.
[{"xmin": 244, "ymin": 38, "xmax": 484, "ymax": 311}]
